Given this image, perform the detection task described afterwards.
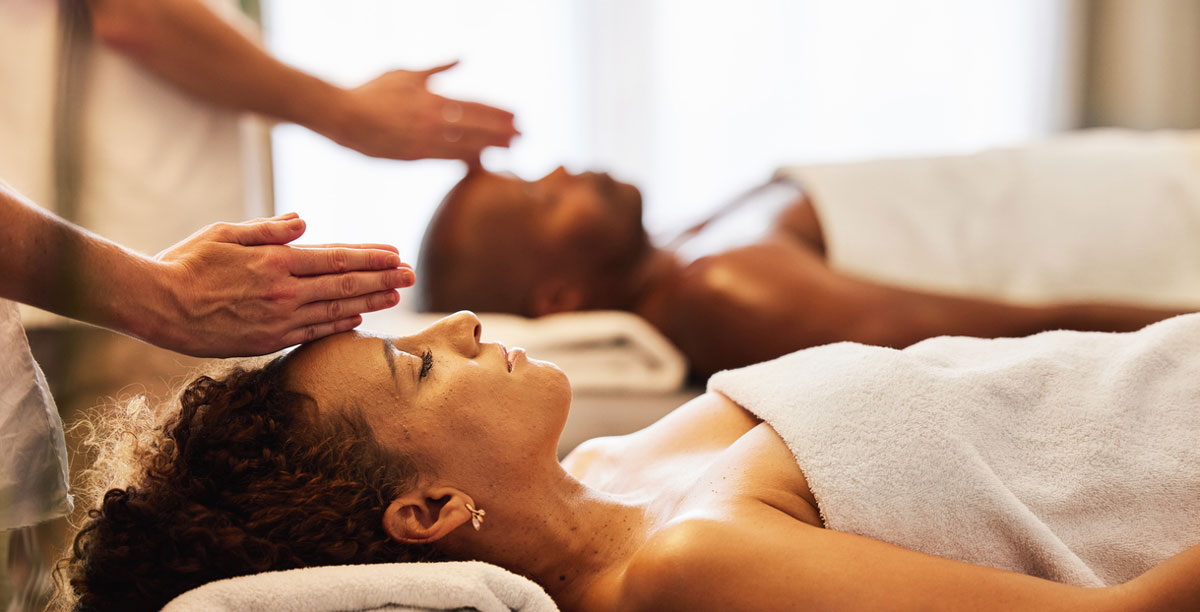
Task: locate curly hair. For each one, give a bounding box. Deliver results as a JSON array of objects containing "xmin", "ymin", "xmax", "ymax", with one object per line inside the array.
[{"xmin": 58, "ymin": 356, "xmax": 436, "ymax": 612}]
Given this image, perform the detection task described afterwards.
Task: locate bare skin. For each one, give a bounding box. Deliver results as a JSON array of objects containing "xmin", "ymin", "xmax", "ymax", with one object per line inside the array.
[
  {"xmin": 419, "ymin": 170, "xmax": 1193, "ymax": 376},
  {"xmin": 84, "ymin": 0, "xmax": 518, "ymax": 162},
  {"xmin": 284, "ymin": 313, "xmax": 1200, "ymax": 612},
  {"xmin": 0, "ymin": 179, "xmax": 412, "ymax": 356}
]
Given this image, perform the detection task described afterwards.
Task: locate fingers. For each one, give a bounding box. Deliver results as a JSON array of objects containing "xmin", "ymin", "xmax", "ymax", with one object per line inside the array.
[
  {"xmin": 421, "ymin": 60, "xmax": 460, "ymax": 79},
  {"xmin": 285, "ymin": 246, "xmax": 407, "ymax": 276},
  {"xmin": 283, "ymin": 285, "xmax": 405, "ymax": 347},
  {"xmin": 279, "ymin": 315, "xmax": 365, "ymax": 348},
  {"xmin": 456, "ymin": 100, "xmax": 517, "ymax": 133},
  {"xmin": 222, "ymin": 214, "xmax": 307, "ymax": 246},
  {"xmin": 294, "ymin": 287, "xmax": 402, "ymax": 328},
  {"xmin": 431, "ymin": 128, "xmax": 517, "ymax": 160},
  {"xmin": 295, "ymin": 242, "xmax": 401, "ymax": 255},
  {"xmin": 296, "ymin": 268, "xmax": 413, "ymax": 306}
]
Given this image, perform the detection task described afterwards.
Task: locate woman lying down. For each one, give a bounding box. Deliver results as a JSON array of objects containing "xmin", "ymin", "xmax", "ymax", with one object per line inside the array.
[{"xmin": 63, "ymin": 311, "xmax": 1200, "ymax": 611}]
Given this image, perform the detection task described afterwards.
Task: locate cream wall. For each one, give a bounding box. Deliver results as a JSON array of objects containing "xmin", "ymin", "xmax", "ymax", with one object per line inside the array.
[{"xmin": 1084, "ymin": 0, "xmax": 1200, "ymax": 129}]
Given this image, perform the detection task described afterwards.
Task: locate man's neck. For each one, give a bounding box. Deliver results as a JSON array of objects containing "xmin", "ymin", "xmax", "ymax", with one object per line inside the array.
[{"xmin": 622, "ymin": 245, "xmax": 685, "ymax": 314}]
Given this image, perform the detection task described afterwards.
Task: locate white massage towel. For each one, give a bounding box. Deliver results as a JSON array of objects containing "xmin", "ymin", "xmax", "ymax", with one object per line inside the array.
[
  {"xmin": 162, "ymin": 561, "xmax": 558, "ymax": 612},
  {"xmin": 709, "ymin": 313, "xmax": 1200, "ymax": 586},
  {"xmin": 776, "ymin": 129, "xmax": 1200, "ymax": 307},
  {"xmin": 363, "ymin": 309, "xmax": 687, "ymax": 393}
]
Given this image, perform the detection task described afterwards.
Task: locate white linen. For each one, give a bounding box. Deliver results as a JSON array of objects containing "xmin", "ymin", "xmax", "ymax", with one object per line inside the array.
[
  {"xmin": 709, "ymin": 313, "xmax": 1200, "ymax": 586},
  {"xmin": 161, "ymin": 561, "xmax": 558, "ymax": 612},
  {"xmin": 0, "ymin": 300, "xmax": 72, "ymax": 530},
  {"xmin": 364, "ymin": 309, "xmax": 687, "ymax": 393},
  {"xmin": 776, "ymin": 129, "xmax": 1200, "ymax": 307}
]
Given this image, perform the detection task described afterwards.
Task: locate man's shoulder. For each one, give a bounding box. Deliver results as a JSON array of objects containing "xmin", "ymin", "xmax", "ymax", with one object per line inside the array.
[
  {"xmin": 669, "ymin": 242, "xmax": 831, "ymax": 307},
  {"xmin": 637, "ymin": 242, "xmax": 848, "ymax": 374}
]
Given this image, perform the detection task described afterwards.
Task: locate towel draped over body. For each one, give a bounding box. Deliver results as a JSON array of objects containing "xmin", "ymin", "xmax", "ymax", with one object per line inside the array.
[
  {"xmin": 709, "ymin": 313, "xmax": 1200, "ymax": 586},
  {"xmin": 777, "ymin": 129, "xmax": 1200, "ymax": 307}
]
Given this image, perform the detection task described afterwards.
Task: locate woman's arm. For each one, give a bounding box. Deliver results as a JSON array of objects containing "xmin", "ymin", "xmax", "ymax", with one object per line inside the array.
[{"xmin": 621, "ymin": 507, "xmax": 1193, "ymax": 612}]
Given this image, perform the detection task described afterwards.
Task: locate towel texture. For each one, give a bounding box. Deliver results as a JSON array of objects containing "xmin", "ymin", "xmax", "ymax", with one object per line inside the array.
[
  {"xmin": 776, "ymin": 129, "xmax": 1200, "ymax": 307},
  {"xmin": 364, "ymin": 309, "xmax": 687, "ymax": 392},
  {"xmin": 709, "ymin": 313, "xmax": 1200, "ymax": 586},
  {"xmin": 162, "ymin": 561, "xmax": 558, "ymax": 612}
]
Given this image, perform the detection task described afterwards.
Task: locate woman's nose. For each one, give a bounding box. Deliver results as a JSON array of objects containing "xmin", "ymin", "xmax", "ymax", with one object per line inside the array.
[{"xmin": 436, "ymin": 311, "xmax": 482, "ymax": 356}]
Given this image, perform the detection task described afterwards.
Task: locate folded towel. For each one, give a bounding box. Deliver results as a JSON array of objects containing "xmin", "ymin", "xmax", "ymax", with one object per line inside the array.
[
  {"xmin": 709, "ymin": 313, "xmax": 1200, "ymax": 586},
  {"xmin": 363, "ymin": 309, "xmax": 687, "ymax": 393},
  {"xmin": 161, "ymin": 561, "xmax": 558, "ymax": 612},
  {"xmin": 776, "ymin": 129, "xmax": 1200, "ymax": 307}
]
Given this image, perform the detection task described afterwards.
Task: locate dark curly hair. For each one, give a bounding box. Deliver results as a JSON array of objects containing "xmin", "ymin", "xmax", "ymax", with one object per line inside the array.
[{"xmin": 57, "ymin": 356, "xmax": 436, "ymax": 611}]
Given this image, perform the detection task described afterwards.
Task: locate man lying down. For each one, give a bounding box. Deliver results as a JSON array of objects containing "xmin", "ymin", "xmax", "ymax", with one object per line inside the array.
[
  {"xmin": 416, "ymin": 128, "xmax": 1200, "ymax": 376},
  {"xmin": 64, "ymin": 311, "xmax": 1200, "ymax": 611}
]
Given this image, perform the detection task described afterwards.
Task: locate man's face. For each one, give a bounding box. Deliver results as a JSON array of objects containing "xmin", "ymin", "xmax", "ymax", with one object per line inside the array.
[{"xmin": 453, "ymin": 167, "xmax": 647, "ymax": 269}]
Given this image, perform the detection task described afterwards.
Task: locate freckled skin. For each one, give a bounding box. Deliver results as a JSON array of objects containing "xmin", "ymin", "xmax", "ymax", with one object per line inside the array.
[{"xmin": 277, "ymin": 313, "xmax": 1200, "ymax": 612}]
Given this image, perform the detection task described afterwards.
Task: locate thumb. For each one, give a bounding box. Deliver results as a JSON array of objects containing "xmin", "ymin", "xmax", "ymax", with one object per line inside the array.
[{"xmin": 227, "ymin": 216, "xmax": 307, "ymax": 246}]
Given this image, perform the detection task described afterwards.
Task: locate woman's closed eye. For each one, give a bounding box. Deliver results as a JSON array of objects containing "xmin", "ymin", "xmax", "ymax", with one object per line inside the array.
[{"xmin": 419, "ymin": 349, "xmax": 434, "ymax": 380}]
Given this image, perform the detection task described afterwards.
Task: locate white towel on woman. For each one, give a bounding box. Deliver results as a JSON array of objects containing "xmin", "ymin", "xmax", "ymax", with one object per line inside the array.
[
  {"xmin": 776, "ymin": 129, "xmax": 1200, "ymax": 307},
  {"xmin": 708, "ymin": 313, "xmax": 1200, "ymax": 586},
  {"xmin": 162, "ymin": 561, "xmax": 558, "ymax": 612}
]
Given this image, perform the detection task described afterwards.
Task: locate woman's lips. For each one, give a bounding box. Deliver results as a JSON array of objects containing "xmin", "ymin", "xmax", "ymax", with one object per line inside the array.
[{"xmin": 498, "ymin": 343, "xmax": 526, "ymax": 373}]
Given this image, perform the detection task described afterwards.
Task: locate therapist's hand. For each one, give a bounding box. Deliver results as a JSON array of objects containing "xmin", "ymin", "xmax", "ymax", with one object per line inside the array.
[
  {"xmin": 147, "ymin": 213, "xmax": 413, "ymax": 357},
  {"xmin": 326, "ymin": 61, "xmax": 518, "ymax": 163}
]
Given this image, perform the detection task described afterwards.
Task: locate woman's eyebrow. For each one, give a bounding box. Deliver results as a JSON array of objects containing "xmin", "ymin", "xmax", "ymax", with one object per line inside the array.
[
  {"xmin": 382, "ymin": 339, "xmax": 421, "ymax": 386},
  {"xmin": 381, "ymin": 338, "xmax": 397, "ymax": 379}
]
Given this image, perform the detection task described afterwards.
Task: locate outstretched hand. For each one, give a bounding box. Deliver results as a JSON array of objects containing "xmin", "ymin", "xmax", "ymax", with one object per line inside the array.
[
  {"xmin": 328, "ymin": 61, "xmax": 519, "ymax": 163},
  {"xmin": 150, "ymin": 213, "xmax": 413, "ymax": 357}
]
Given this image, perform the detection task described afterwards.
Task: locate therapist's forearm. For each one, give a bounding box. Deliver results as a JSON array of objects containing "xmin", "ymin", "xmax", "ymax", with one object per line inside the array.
[
  {"xmin": 0, "ymin": 180, "xmax": 169, "ymax": 339},
  {"xmin": 83, "ymin": 0, "xmax": 348, "ymax": 141}
]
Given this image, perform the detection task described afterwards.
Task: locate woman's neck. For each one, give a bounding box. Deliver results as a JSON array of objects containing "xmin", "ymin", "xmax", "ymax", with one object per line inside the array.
[{"xmin": 443, "ymin": 464, "xmax": 653, "ymax": 609}]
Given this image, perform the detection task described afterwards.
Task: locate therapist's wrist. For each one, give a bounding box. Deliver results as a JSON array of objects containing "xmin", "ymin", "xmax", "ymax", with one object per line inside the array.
[
  {"xmin": 280, "ymin": 75, "xmax": 356, "ymax": 145},
  {"xmin": 107, "ymin": 255, "xmax": 190, "ymax": 354}
]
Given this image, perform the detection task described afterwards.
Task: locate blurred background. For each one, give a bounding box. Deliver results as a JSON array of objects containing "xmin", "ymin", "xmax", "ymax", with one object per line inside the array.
[
  {"xmin": 259, "ymin": 0, "xmax": 1200, "ymax": 295},
  {"xmin": 5, "ymin": 5, "xmax": 1200, "ymax": 607}
]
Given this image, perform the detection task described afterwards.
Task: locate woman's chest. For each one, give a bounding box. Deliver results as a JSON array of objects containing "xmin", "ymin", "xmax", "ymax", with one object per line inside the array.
[{"xmin": 570, "ymin": 393, "xmax": 822, "ymax": 528}]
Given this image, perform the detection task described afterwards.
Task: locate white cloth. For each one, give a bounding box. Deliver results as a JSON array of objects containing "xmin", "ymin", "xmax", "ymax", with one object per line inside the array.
[
  {"xmin": 162, "ymin": 562, "xmax": 559, "ymax": 612},
  {"xmin": 0, "ymin": 0, "xmax": 269, "ymax": 326},
  {"xmin": 0, "ymin": 300, "xmax": 71, "ymax": 530},
  {"xmin": 364, "ymin": 310, "xmax": 688, "ymax": 393},
  {"xmin": 776, "ymin": 129, "xmax": 1200, "ymax": 307},
  {"xmin": 709, "ymin": 313, "xmax": 1200, "ymax": 586}
]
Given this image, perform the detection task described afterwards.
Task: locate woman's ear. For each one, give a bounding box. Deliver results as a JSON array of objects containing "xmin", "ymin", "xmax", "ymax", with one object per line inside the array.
[
  {"xmin": 531, "ymin": 278, "xmax": 585, "ymax": 316},
  {"xmin": 382, "ymin": 487, "xmax": 475, "ymax": 545}
]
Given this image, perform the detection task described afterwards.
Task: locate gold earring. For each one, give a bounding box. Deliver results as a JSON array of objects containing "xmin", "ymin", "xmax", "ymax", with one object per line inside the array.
[{"xmin": 466, "ymin": 502, "xmax": 486, "ymax": 531}]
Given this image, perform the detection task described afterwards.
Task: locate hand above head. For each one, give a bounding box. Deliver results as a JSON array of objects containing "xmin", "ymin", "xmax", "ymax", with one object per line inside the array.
[
  {"xmin": 325, "ymin": 61, "xmax": 519, "ymax": 163},
  {"xmin": 147, "ymin": 213, "xmax": 414, "ymax": 357}
]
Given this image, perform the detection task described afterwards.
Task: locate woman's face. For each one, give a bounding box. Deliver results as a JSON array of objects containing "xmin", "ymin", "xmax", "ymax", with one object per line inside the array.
[{"xmin": 284, "ymin": 312, "xmax": 571, "ymax": 480}]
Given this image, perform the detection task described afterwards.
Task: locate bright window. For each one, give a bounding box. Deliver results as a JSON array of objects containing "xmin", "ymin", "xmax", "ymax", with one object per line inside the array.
[{"xmin": 264, "ymin": 0, "xmax": 1079, "ymax": 296}]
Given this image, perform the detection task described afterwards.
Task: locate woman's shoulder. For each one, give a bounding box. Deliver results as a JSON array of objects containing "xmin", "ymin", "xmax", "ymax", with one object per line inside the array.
[{"xmin": 615, "ymin": 514, "xmax": 820, "ymax": 612}]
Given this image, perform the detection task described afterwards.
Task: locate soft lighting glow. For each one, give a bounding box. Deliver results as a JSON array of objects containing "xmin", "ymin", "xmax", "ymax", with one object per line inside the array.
[{"xmin": 264, "ymin": 0, "xmax": 1078, "ymax": 307}]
